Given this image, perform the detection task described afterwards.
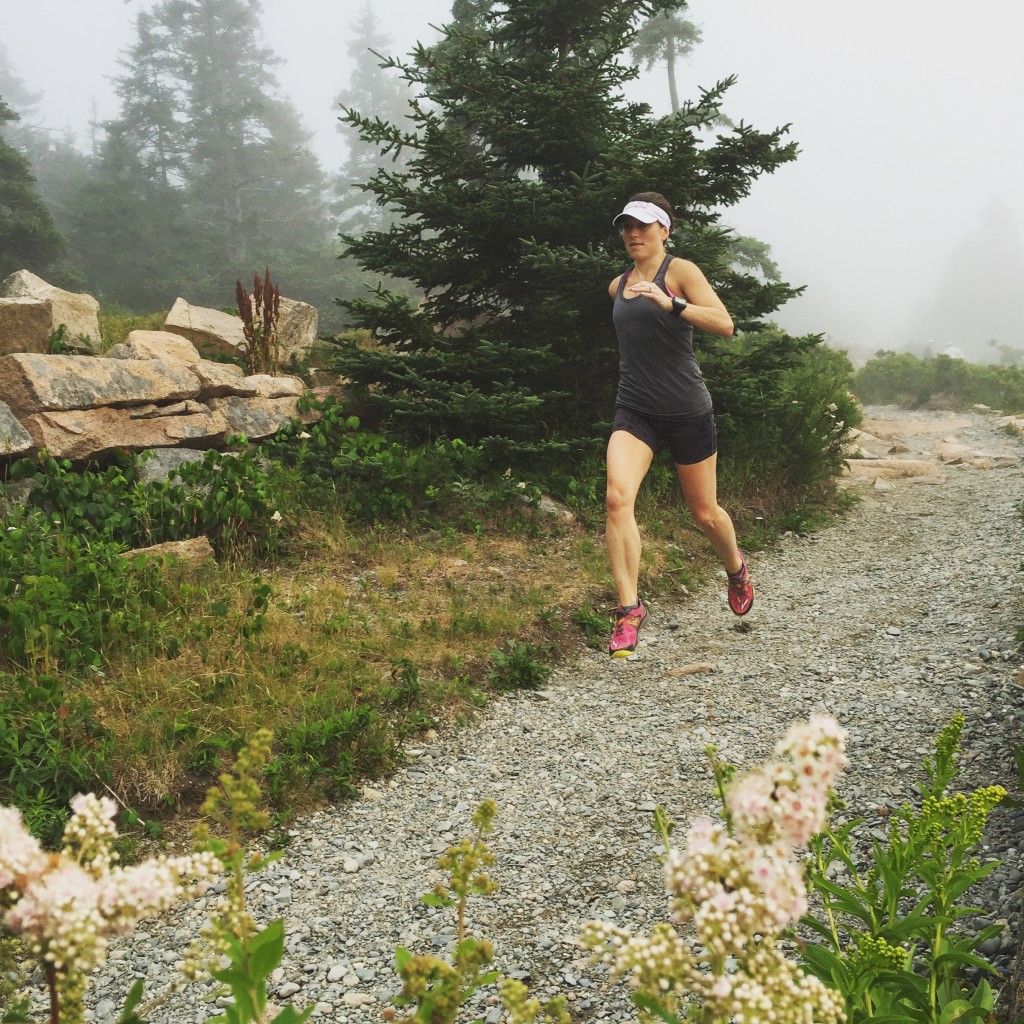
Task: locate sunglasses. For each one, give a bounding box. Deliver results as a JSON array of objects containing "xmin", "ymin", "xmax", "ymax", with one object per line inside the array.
[{"xmin": 618, "ymin": 219, "xmax": 660, "ymax": 234}]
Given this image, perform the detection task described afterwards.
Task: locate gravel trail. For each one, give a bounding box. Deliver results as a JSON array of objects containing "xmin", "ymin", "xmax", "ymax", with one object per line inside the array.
[{"xmin": 76, "ymin": 406, "xmax": 1024, "ymax": 1023}]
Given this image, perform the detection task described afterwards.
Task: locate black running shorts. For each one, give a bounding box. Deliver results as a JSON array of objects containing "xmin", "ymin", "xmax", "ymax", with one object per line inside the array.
[{"xmin": 611, "ymin": 406, "xmax": 718, "ymax": 466}]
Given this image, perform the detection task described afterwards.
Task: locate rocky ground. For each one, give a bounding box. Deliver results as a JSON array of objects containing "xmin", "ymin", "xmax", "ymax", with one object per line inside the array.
[{"xmin": 41, "ymin": 406, "xmax": 1024, "ymax": 1022}]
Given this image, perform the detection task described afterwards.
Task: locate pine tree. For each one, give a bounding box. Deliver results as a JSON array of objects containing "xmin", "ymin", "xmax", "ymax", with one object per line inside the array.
[
  {"xmin": 334, "ymin": 4, "xmax": 417, "ymax": 236},
  {"xmin": 335, "ymin": 0, "xmax": 801, "ymax": 454},
  {"xmin": 0, "ymin": 98, "xmax": 67, "ymax": 281},
  {"xmin": 630, "ymin": 10, "xmax": 701, "ymax": 114},
  {"xmin": 0, "ymin": 45, "xmax": 91, "ymax": 287},
  {"xmin": 69, "ymin": 125, "xmax": 196, "ymax": 310},
  {"xmin": 76, "ymin": 0, "xmax": 332, "ymax": 311}
]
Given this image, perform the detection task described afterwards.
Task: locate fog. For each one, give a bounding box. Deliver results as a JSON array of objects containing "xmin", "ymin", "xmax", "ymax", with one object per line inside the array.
[{"xmin": 3, "ymin": 0, "xmax": 1022, "ymax": 361}]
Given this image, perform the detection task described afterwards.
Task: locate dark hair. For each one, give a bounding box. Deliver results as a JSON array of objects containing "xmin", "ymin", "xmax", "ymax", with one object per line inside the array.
[{"xmin": 627, "ymin": 191, "xmax": 674, "ymax": 230}]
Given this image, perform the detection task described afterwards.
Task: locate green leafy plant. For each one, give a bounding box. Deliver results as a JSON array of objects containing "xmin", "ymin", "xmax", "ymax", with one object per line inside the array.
[
  {"xmin": 185, "ymin": 729, "xmax": 313, "ymax": 1024},
  {"xmin": 583, "ymin": 716, "xmax": 849, "ymax": 1024},
  {"xmin": 12, "ymin": 444, "xmax": 286, "ymax": 560},
  {"xmin": 485, "ymin": 641, "xmax": 551, "ymax": 691},
  {"xmin": 46, "ymin": 326, "xmax": 71, "ymax": 355},
  {"xmin": 0, "ymin": 500, "xmax": 171, "ymax": 672},
  {"xmin": 798, "ymin": 713, "xmax": 1005, "ymax": 1024},
  {"xmin": 571, "ymin": 606, "xmax": 611, "ymax": 650},
  {"xmin": 0, "ymin": 673, "xmax": 115, "ymax": 847},
  {"xmin": 393, "ymin": 800, "xmax": 503, "ymax": 1024}
]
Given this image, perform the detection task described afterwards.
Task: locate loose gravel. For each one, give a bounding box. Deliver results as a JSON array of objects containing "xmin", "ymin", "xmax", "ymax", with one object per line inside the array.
[{"xmin": 46, "ymin": 406, "xmax": 1024, "ymax": 1022}]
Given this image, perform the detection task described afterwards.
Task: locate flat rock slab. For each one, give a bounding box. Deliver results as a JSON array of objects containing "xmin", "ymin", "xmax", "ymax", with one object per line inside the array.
[
  {"xmin": 0, "ymin": 353, "xmax": 200, "ymax": 415},
  {"xmin": 843, "ymin": 457, "xmax": 942, "ymax": 479},
  {"xmin": 0, "ymin": 269, "xmax": 100, "ymax": 349},
  {"xmin": 163, "ymin": 297, "xmax": 245, "ymax": 360},
  {"xmin": 859, "ymin": 415, "xmax": 972, "ymax": 439},
  {"xmin": 0, "ymin": 400, "xmax": 33, "ymax": 456},
  {"xmin": 107, "ymin": 330, "xmax": 202, "ymax": 363},
  {"xmin": 20, "ymin": 406, "xmax": 230, "ymax": 461}
]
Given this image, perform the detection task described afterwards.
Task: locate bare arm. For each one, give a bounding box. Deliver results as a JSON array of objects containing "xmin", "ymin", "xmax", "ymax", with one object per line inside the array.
[{"xmin": 626, "ymin": 257, "xmax": 734, "ymax": 337}]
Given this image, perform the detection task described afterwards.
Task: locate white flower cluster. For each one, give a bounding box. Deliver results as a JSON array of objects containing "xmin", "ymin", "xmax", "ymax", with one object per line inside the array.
[
  {"xmin": 1, "ymin": 795, "xmax": 220, "ymax": 978},
  {"xmin": 582, "ymin": 715, "xmax": 848, "ymax": 1024}
]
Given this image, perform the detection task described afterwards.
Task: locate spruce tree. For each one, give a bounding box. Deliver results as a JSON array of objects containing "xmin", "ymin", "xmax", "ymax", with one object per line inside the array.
[
  {"xmin": 630, "ymin": 10, "xmax": 701, "ymax": 114},
  {"xmin": 0, "ymin": 98, "xmax": 67, "ymax": 281},
  {"xmin": 334, "ymin": 4, "xmax": 417, "ymax": 236},
  {"xmin": 336, "ymin": 0, "xmax": 801, "ymax": 456},
  {"xmin": 76, "ymin": 0, "xmax": 332, "ymax": 311}
]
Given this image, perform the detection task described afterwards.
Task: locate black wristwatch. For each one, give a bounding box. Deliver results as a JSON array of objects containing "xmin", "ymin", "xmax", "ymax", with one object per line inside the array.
[{"xmin": 671, "ymin": 296, "xmax": 688, "ymax": 317}]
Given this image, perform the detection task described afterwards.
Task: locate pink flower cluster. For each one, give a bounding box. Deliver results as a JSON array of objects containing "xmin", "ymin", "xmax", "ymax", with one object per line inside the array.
[
  {"xmin": 665, "ymin": 819, "xmax": 809, "ymax": 957},
  {"xmin": 1, "ymin": 794, "xmax": 220, "ymax": 976},
  {"xmin": 667, "ymin": 714, "xmax": 848, "ymax": 945},
  {"xmin": 583, "ymin": 715, "xmax": 848, "ymax": 1024}
]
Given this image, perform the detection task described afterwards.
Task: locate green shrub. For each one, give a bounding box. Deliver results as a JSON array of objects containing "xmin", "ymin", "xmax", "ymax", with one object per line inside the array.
[
  {"xmin": 854, "ymin": 350, "xmax": 1024, "ymax": 413},
  {"xmin": 0, "ymin": 501, "xmax": 171, "ymax": 672},
  {"xmin": 13, "ymin": 443, "xmax": 287, "ymax": 560},
  {"xmin": 264, "ymin": 398, "xmax": 532, "ymax": 528},
  {"xmin": 270, "ymin": 695, "xmax": 397, "ymax": 803},
  {"xmin": 0, "ymin": 672, "xmax": 114, "ymax": 846},
  {"xmin": 486, "ymin": 641, "xmax": 551, "ymax": 690},
  {"xmin": 709, "ymin": 329, "xmax": 860, "ymax": 493}
]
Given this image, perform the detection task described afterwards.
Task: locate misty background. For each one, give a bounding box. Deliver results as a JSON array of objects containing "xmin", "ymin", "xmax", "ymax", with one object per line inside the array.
[{"xmin": 2, "ymin": 0, "xmax": 1022, "ymax": 363}]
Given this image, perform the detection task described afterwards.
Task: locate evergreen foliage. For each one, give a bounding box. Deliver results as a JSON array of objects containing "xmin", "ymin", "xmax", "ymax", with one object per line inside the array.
[
  {"xmin": 331, "ymin": 4, "xmax": 422, "ymax": 330},
  {"xmin": 335, "ymin": 0, "xmax": 803, "ymax": 460},
  {"xmin": 70, "ymin": 126, "xmax": 197, "ymax": 310},
  {"xmin": 0, "ymin": 98, "xmax": 67, "ymax": 281},
  {"xmin": 629, "ymin": 9, "xmax": 701, "ymax": 113},
  {"xmin": 334, "ymin": 4, "xmax": 417, "ymax": 237},
  {"xmin": 69, "ymin": 0, "xmax": 334, "ymax": 313}
]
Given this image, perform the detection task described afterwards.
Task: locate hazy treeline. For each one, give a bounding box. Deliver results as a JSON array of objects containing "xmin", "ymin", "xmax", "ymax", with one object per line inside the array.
[
  {"xmin": 0, "ymin": 0, "xmax": 412, "ymax": 331},
  {"xmin": 854, "ymin": 350, "xmax": 1024, "ymax": 414}
]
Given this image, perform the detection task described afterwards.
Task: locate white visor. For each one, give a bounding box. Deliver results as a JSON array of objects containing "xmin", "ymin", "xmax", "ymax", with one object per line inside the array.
[{"xmin": 612, "ymin": 200, "xmax": 671, "ymax": 229}]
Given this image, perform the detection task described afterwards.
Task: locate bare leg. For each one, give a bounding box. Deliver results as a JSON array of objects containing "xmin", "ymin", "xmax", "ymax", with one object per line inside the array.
[
  {"xmin": 605, "ymin": 430, "xmax": 655, "ymax": 607},
  {"xmin": 675, "ymin": 453, "xmax": 743, "ymax": 574}
]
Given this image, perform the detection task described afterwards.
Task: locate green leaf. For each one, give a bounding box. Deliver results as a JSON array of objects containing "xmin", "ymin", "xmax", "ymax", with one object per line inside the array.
[
  {"xmin": 939, "ymin": 1003, "xmax": 990, "ymax": 1024},
  {"xmin": 117, "ymin": 979, "xmax": 148, "ymax": 1023},
  {"xmin": 421, "ymin": 891, "xmax": 455, "ymax": 908},
  {"xmin": 799, "ymin": 942, "xmax": 851, "ymax": 986},
  {"xmin": 395, "ymin": 946, "xmax": 413, "ymax": 971},
  {"xmin": 8, "ymin": 459, "xmax": 38, "ymax": 482},
  {"xmin": 632, "ymin": 992, "xmax": 685, "ymax": 1024},
  {"xmin": 969, "ymin": 978, "xmax": 995, "ymax": 1009},
  {"xmin": 249, "ymin": 919, "xmax": 286, "ymax": 980},
  {"xmin": 933, "ymin": 950, "xmax": 999, "ymax": 975}
]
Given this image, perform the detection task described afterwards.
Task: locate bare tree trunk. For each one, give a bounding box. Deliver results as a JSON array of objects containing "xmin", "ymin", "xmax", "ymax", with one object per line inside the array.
[{"xmin": 666, "ymin": 37, "xmax": 679, "ymax": 113}]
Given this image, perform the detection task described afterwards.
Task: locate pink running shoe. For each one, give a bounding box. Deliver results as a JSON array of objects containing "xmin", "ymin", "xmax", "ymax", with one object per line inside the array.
[
  {"xmin": 609, "ymin": 600, "xmax": 648, "ymax": 657},
  {"xmin": 727, "ymin": 551, "xmax": 754, "ymax": 616}
]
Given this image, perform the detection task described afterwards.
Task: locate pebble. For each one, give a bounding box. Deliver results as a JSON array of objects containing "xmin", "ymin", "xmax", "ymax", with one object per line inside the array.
[{"xmin": 26, "ymin": 407, "xmax": 1024, "ymax": 1023}]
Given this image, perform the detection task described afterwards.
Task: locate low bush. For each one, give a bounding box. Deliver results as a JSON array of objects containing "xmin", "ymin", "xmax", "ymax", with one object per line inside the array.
[
  {"xmin": 0, "ymin": 500, "xmax": 172, "ymax": 672},
  {"xmin": 709, "ymin": 329, "xmax": 861, "ymax": 494},
  {"xmin": 0, "ymin": 673, "xmax": 114, "ymax": 847},
  {"xmin": 854, "ymin": 350, "xmax": 1024, "ymax": 413}
]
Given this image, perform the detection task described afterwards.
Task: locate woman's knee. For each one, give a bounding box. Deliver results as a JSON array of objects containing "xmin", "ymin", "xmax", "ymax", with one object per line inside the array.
[
  {"xmin": 605, "ymin": 483, "xmax": 635, "ymax": 517},
  {"xmin": 690, "ymin": 504, "xmax": 721, "ymax": 533}
]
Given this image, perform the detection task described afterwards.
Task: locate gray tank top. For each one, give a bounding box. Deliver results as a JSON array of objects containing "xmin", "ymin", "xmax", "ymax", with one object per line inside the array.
[{"xmin": 612, "ymin": 254, "xmax": 712, "ymax": 418}]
